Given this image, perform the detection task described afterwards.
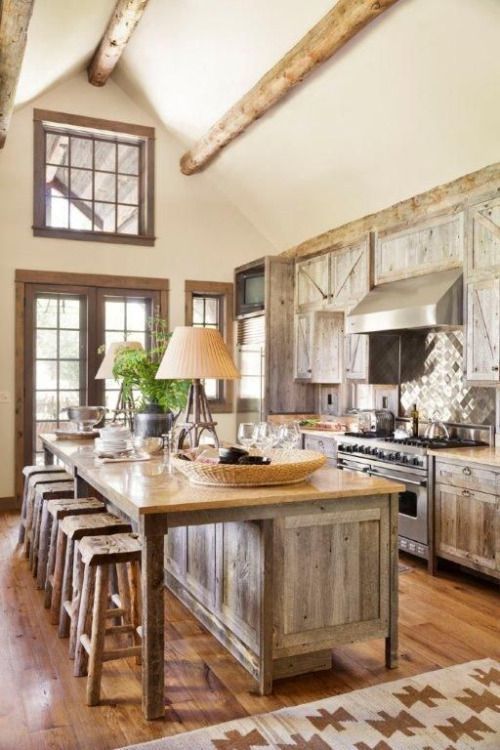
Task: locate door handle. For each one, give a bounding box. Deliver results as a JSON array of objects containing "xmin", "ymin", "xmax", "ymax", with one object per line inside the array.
[{"xmin": 369, "ymin": 469, "xmax": 426, "ymax": 487}]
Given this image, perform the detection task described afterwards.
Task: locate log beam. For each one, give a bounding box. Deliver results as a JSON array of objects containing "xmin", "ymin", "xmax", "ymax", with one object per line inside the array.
[
  {"xmin": 0, "ymin": 0, "xmax": 35, "ymax": 149},
  {"xmin": 88, "ymin": 0, "xmax": 150, "ymax": 87},
  {"xmin": 180, "ymin": 0, "xmax": 401, "ymax": 175}
]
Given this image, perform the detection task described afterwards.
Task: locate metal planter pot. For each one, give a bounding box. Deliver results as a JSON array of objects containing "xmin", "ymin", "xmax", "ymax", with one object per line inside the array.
[{"xmin": 133, "ymin": 410, "xmax": 173, "ymax": 438}]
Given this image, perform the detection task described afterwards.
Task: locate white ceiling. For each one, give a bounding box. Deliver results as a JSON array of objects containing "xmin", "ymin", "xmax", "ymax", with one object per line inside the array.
[{"xmin": 14, "ymin": 0, "xmax": 500, "ymax": 252}]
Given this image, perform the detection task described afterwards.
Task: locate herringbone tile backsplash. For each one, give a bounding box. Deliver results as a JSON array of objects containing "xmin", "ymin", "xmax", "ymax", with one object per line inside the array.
[{"xmin": 400, "ymin": 331, "xmax": 495, "ymax": 425}]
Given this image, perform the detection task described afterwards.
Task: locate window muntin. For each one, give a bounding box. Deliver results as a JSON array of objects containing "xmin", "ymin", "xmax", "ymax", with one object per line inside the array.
[{"xmin": 191, "ymin": 293, "xmax": 222, "ymax": 400}]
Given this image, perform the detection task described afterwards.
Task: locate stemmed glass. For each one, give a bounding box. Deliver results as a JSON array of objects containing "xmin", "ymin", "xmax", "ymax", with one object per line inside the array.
[
  {"xmin": 278, "ymin": 422, "xmax": 301, "ymax": 451},
  {"xmin": 253, "ymin": 422, "xmax": 276, "ymax": 455},
  {"xmin": 237, "ymin": 422, "xmax": 256, "ymax": 450}
]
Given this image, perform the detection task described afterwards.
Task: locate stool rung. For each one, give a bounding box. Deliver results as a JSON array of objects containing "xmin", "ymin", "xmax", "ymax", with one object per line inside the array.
[
  {"xmin": 80, "ymin": 634, "xmax": 141, "ymax": 662},
  {"xmin": 104, "ymin": 624, "xmax": 136, "ymax": 635},
  {"xmin": 105, "ymin": 607, "xmax": 125, "ymax": 618}
]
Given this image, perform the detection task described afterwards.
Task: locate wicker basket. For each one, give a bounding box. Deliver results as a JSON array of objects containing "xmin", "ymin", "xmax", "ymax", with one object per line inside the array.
[{"xmin": 171, "ymin": 449, "xmax": 326, "ymax": 487}]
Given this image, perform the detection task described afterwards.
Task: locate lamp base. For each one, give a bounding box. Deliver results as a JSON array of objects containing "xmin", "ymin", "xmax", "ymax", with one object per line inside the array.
[
  {"xmin": 177, "ymin": 379, "xmax": 219, "ymax": 449},
  {"xmin": 111, "ymin": 384, "xmax": 135, "ymax": 430}
]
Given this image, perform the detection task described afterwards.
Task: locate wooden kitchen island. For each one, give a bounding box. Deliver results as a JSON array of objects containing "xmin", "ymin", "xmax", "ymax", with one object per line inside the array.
[{"xmin": 40, "ymin": 434, "xmax": 403, "ymax": 721}]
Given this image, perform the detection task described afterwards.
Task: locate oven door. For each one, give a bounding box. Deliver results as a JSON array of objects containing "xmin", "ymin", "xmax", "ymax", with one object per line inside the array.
[{"xmin": 369, "ymin": 465, "xmax": 428, "ymax": 547}]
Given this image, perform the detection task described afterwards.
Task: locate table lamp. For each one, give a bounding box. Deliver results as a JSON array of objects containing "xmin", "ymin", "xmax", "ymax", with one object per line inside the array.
[
  {"xmin": 95, "ymin": 341, "xmax": 144, "ymax": 426},
  {"xmin": 155, "ymin": 326, "xmax": 240, "ymax": 448}
]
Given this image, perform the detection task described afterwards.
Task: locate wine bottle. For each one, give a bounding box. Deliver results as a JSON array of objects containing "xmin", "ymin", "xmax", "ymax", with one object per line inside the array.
[{"xmin": 411, "ymin": 404, "xmax": 419, "ymax": 438}]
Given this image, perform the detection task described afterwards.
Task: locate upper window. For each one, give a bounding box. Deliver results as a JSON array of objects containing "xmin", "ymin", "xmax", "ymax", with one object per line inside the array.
[{"xmin": 33, "ymin": 110, "xmax": 155, "ymax": 246}]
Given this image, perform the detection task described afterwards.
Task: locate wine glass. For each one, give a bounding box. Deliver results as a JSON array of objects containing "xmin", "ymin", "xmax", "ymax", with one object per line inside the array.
[
  {"xmin": 237, "ymin": 422, "xmax": 256, "ymax": 450},
  {"xmin": 254, "ymin": 422, "xmax": 275, "ymax": 455},
  {"xmin": 278, "ymin": 422, "xmax": 301, "ymax": 451}
]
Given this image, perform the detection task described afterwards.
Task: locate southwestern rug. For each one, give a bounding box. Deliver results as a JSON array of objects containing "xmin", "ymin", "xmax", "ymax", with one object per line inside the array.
[{"xmin": 120, "ymin": 658, "xmax": 500, "ymax": 750}]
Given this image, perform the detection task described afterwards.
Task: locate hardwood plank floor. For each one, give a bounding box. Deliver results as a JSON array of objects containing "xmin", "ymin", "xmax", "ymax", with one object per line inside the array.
[{"xmin": 1, "ymin": 509, "xmax": 498, "ymax": 750}]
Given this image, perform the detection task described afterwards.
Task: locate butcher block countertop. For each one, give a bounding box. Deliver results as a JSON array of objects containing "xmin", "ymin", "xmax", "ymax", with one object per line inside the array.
[{"xmin": 428, "ymin": 445, "xmax": 500, "ymax": 469}]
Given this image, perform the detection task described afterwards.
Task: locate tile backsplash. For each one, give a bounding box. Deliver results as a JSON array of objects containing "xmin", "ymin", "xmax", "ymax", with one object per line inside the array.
[{"xmin": 399, "ymin": 331, "xmax": 496, "ymax": 425}]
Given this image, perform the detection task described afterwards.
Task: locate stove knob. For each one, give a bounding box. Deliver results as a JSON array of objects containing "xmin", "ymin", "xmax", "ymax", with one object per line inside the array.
[{"xmin": 412, "ymin": 457, "xmax": 420, "ymax": 466}]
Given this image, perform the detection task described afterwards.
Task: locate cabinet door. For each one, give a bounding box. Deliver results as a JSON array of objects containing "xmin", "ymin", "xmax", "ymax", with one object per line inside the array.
[
  {"xmin": 345, "ymin": 333, "xmax": 368, "ymax": 380},
  {"xmin": 330, "ymin": 238, "xmax": 369, "ymax": 308},
  {"xmin": 311, "ymin": 312, "xmax": 344, "ymax": 383},
  {"xmin": 466, "ymin": 278, "xmax": 500, "ymax": 382},
  {"xmin": 294, "ymin": 313, "xmax": 313, "ymax": 379},
  {"xmin": 295, "ymin": 255, "xmax": 329, "ymax": 310},
  {"xmin": 435, "ymin": 483, "xmax": 498, "ymax": 573},
  {"xmin": 375, "ymin": 212, "xmax": 464, "ymax": 284},
  {"xmin": 467, "ymin": 197, "xmax": 500, "ymax": 278}
]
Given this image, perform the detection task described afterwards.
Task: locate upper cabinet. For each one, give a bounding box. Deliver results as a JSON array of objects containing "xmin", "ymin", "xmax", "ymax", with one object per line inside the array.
[
  {"xmin": 466, "ymin": 277, "xmax": 500, "ymax": 383},
  {"xmin": 467, "ymin": 197, "xmax": 500, "ymax": 279},
  {"xmin": 345, "ymin": 332, "xmax": 368, "ymax": 380},
  {"xmin": 295, "ymin": 254, "xmax": 330, "ymax": 310},
  {"xmin": 294, "ymin": 311, "xmax": 343, "ymax": 383},
  {"xmin": 375, "ymin": 211, "xmax": 464, "ymax": 285}
]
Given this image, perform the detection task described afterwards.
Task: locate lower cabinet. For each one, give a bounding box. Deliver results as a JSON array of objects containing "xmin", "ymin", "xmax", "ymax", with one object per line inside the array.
[{"xmin": 435, "ymin": 478, "xmax": 500, "ymax": 579}]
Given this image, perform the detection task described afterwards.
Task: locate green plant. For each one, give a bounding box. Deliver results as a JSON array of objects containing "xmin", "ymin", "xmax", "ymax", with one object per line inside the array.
[{"xmin": 110, "ymin": 318, "xmax": 189, "ymax": 413}]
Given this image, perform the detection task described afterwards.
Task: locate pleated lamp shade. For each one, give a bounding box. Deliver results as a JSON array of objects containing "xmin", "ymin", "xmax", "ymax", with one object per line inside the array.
[
  {"xmin": 95, "ymin": 341, "xmax": 144, "ymax": 380},
  {"xmin": 155, "ymin": 327, "xmax": 240, "ymax": 380}
]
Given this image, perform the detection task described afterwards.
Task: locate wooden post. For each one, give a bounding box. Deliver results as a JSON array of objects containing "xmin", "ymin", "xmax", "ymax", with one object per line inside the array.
[
  {"xmin": 256, "ymin": 519, "xmax": 274, "ymax": 695},
  {"xmin": 180, "ymin": 0, "xmax": 400, "ymax": 173},
  {"xmin": 0, "ymin": 0, "xmax": 35, "ymax": 148},
  {"xmin": 140, "ymin": 516, "xmax": 165, "ymax": 719},
  {"xmin": 385, "ymin": 493, "xmax": 399, "ymax": 668}
]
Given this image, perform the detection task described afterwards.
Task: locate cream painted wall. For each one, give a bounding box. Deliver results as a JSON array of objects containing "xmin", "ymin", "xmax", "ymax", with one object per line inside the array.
[{"xmin": 0, "ymin": 73, "xmax": 275, "ymax": 499}]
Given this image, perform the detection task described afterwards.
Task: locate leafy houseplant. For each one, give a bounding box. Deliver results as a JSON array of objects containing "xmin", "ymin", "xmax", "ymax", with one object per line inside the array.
[{"xmin": 110, "ymin": 318, "xmax": 189, "ymax": 434}]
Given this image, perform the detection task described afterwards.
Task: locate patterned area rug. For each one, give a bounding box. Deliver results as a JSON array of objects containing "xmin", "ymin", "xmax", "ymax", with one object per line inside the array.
[{"xmin": 120, "ymin": 659, "xmax": 500, "ymax": 749}]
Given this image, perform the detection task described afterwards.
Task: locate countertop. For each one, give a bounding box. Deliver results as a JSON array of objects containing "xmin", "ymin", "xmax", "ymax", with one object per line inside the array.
[
  {"xmin": 428, "ymin": 445, "xmax": 500, "ymax": 469},
  {"xmin": 300, "ymin": 429, "xmax": 345, "ymax": 439},
  {"xmin": 40, "ymin": 433, "xmax": 404, "ymax": 517}
]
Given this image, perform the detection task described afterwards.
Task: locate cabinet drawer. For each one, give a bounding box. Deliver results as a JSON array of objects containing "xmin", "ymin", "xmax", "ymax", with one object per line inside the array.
[
  {"xmin": 303, "ymin": 434, "xmax": 337, "ymax": 458},
  {"xmin": 435, "ymin": 459, "xmax": 499, "ymax": 495}
]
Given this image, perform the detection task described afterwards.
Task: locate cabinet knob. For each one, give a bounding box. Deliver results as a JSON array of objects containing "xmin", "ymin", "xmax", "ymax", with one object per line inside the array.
[
  {"xmin": 307, "ymin": 368, "xmax": 312, "ymax": 373},
  {"xmin": 462, "ymin": 489, "xmax": 471, "ymax": 497},
  {"xmin": 462, "ymin": 466, "xmax": 472, "ymax": 476},
  {"xmin": 492, "ymin": 366, "xmax": 499, "ymax": 371}
]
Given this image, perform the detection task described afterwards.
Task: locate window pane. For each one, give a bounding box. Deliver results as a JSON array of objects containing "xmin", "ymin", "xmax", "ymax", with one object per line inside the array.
[
  {"xmin": 59, "ymin": 299, "xmax": 80, "ymax": 329},
  {"xmin": 70, "ymin": 137, "xmax": 92, "ymax": 168},
  {"xmin": 117, "ymin": 205, "xmax": 138, "ymax": 234},
  {"xmin": 46, "ymin": 166, "xmax": 68, "ymax": 192},
  {"xmin": 205, "ymin": 298, "xmax": 219, "ymax": 326},
  {"xmin": 46, "ymin": 133, "xmax": 69, "ymax": 166},
  {"xmin": 118, "ymin": 143, "xmax": 139, "ymax": 175},
  {"xmin": 118, "ymin": 174, "xmax": 138, "ymax": 205},
  {"xmin": 105, "ymin": 299, "xmax": 125, "ymax": 330},
  {"xmin": 59, "ymin": 391, "xmax": 81, "ymax": 410},
  {"xmin": 95, "ymin": 140, "xmax": 116, "ymax": 172},
  {"xmin": 94, "ymin": 202, "xmax": 116, "ymax": 232},
  {"xmin": 70, "ymin": 168, "xmax": 92, "ymax": 200},
  {"xmin": 46, "ymin": 196, "xmax": 68, "ymax": 228},
  {"xmin": 36, "ymin": 392, "xmax": 58, "ymax": 420},
  {"xmin": 192, "ymin": 298, "xmax": 204, "ymax": 324},
  {"xmin": 36, "ymin": 329, "xmax": 57, "ymax": 358},
  {"xmin": 37, "ymin": 298, "xmax": 58, "ymax": 328},
  {"xmin": 36, "ymin": 361, "xmax": 57, "ymax": 389},
  {"xmin": 36, "ymin": 422, "xmax": 59, "ymax": 453},
  {"xmin": 59, "ymin": 361, "xmax": 80, "ymax": 389},
  {"xmin": 105, "ymin": 390, "xmax": 120, "ymax": 410},
  {"xmin": 95, "ymin": 171, "xmax": 115, "ymax": 202},
  {"xmin": 60, "ymin": 330, "xmax": 80, "ymax": 358},
  {"xmin": 203, "ymin": 378, "xmax": 218, "ymax": 400},
  {"xmin": 127, "ymin": 300, "xmax": 146, "ymax": 331},
  {"xmin": 106, "ymin": 330, "xmax": 127, "ymax": 346},
  {"xmin": 70, "ymin": 201, "xmax": 92, "ymax": 230}
]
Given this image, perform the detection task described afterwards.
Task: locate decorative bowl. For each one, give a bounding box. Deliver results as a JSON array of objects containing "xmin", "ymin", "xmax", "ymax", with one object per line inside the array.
[{"xmin": 64, "ymin": 406, "xmax": 107, "ymax": 432}]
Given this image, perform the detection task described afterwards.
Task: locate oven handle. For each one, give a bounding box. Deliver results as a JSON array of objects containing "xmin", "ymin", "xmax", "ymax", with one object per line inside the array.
[{"xmin": 368, "ymin": 469, "xmax": 427, "ymax": 487}]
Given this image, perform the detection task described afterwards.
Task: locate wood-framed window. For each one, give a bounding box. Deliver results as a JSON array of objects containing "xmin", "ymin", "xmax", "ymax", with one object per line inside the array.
[
  {"xmin": 33, "ymin": 110, "xmax": 155, "ymax": 246},
  {"xmin": 184, "ymin": 280, "xmax": 234, "ymax": 413},
  {"xmin": 15, "ymin": 270, "xmax": 168, "ymax": 501}
]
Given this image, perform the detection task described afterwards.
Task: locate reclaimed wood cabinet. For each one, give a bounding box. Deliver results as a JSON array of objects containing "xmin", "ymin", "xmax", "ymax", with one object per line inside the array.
[
  {"xmin": 467, "ymin": 196, "xmax": 500, "ymax": 278},
  {"xmin": 345, "ymin": 332, "xmax": 369, "ymax": 380},
  {"xmin": 375, "ymin": 211, "xmax": 464, "ymax": 284},
  {"xmin": 295, "ymin": 254, "xmax": 329, "ymax": 310},
  {"xmin": 294, "ymin": 311, "xmax": 343, "ymax": 383},
  {"xmin": 330, "ymin": 238, "xmax": 370, "ymax": 308},
  {"xmin": 466, "ymin": 277, "xmax": 500, "ymax": 383}
]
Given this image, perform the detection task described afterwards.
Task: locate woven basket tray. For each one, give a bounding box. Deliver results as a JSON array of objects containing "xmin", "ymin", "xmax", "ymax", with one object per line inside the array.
[{"xmin": 171, "ymin": 449, "xmax": 326, "ymax": 487}]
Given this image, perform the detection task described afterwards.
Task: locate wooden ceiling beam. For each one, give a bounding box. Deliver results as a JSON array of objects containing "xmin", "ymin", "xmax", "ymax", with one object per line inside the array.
[
  {"xmin": 180, "ymin": 0, "xmax": 401, "ymax": 175},
  {"xmin": 0, "ymin": 0, "xmax": 35, "ymax": 149},
  {"xmin": 88, "ymin": 0, "xmax": 150, "ymax": 87}
]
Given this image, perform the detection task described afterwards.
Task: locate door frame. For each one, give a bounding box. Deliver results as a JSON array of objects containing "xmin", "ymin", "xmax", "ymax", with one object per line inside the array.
[{"xmin": 15, "ymin": 269, "xmax": 169, "ymax": 503}]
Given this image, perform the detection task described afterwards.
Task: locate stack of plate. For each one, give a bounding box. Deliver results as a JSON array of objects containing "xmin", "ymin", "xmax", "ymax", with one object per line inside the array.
[{"xmin": 96, "ymin": 425, "xmax": 132, "ymax": 456}]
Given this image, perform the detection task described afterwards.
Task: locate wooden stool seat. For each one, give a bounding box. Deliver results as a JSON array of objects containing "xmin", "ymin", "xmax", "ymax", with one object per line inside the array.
[
  {"xmin": 30, "ymin": 481, "xmax": 74, "ymax": 575},
  {"xmin": 21, "ymin": 470, "xmax": 73, "ymax": 557},
  {"xmin": 19, "ymin": 465, "xmax": 65, "ymax": 544},
  {"xmin": 74, "ymin": 533, "xmax": 142, "ymax": 706},
  {"xmin": 39, "ymin": 497, "xmax": 105, "ymax": 593},
  {"xmin": 54, "ymin": 513, "xmax": 132, "ymax": 647}
]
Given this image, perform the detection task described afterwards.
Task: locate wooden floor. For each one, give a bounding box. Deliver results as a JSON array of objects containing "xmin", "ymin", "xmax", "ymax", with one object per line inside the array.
[{"xmin": 1, "ymin": 510, "xmax": 499, "ymax": 750}]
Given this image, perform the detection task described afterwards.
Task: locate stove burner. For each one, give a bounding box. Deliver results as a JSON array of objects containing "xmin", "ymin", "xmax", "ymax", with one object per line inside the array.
[{"xmin": 344, "ymin": 433, "xmax": 486, "ymax": 449}]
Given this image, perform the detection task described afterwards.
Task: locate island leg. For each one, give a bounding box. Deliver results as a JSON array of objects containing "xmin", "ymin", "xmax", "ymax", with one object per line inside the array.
[
  {"xmin": 255, "ymin": 518, "xmax": 274, "ymax": 695},
  {"xmin": 140, "ymin": 516, "xmax": 166, "ymax": 719},
  {"xmin": 385, "ymin": 492, "xmax": 399, "ymax": 668}
]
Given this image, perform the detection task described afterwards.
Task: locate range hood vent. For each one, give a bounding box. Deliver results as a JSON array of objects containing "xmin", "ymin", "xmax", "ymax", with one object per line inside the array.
[{"xmin": 347, "ymin": 269, "xmax": 463, "ymax": 335}]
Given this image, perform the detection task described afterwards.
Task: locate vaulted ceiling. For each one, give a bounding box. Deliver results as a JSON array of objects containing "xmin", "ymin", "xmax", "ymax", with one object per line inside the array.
[{"xmin": 12, "ymin": 0, "xmax": 500, "ymax": 251}]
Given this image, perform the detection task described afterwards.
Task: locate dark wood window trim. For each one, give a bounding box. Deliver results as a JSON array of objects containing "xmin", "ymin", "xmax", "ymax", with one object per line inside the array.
[
  {"xmin": 32, "ymin": 109, "xmax": 155, "ymax": 247},
  {"xmin": 14, "ymin": 270, "xmax": 169, "ymax": 503},
  {"xmin": 184, "ymin": 280, "xmax": 234, "ymax": 414}
]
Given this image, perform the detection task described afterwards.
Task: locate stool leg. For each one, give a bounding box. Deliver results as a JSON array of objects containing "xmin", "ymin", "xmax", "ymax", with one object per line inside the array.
[
  {"xmin": 129, "ymin": 560, "xmax": 142, "ymax": 666},
  {"xmin": 87, "ymin": 564, "xmax": 109, "ymax": 706},
  {"xmin": 23, "ymin": 484, "xmax": 36, "ymax": 558},
  {"xmin": 58, "ymin": 538, "xmax": 74, "ymax": 638},
  {"xmin": 44, "ymin": 517, "xmax": 58, "ymax": 608},
  {"xmin": 18, "ymin": 481, "xmax": 29, "ymax": 545},
  {"xmin": 69, "ymin": 543, "xmax": 84, "ymax": 659},
  {"xmin": 29, "ymin": 494, "xmax": 41, "ymax": 572},
  {"xmin": 36, "ymin": 504, "xmax": 51, "ymax": 590},
  {"xmin": 74, "ymin": 564, "xmax": 95, "ymax": 677},
  {"xmin": 50, "ymin": 527, "xmax": 67, "ymax": 625},
  {"xmin": 116, "ymin": 563, "xmax": 131, "ymax": 629}
]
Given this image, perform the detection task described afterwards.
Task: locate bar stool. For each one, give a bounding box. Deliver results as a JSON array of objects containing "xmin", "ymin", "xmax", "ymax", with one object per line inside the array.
[
  {"xmin": 74, "ymin": 532, "xmax": 142, "ymax": 706},
  {"xmin": 19, "ymin": 464, "xmax": 66, "ymax": 544},
  {"xmin": 30, "ymin": 481, "xmax": 75, "ymax": 575},
  {"xmin": 22, "ymin": 470, "xmax": 73, "ymax": 558},
  {"xmin": 53, "ymin": 512, "xmax": 132, "ymax": 642},
  {"xmin": 37, "ymin": 496, "xmax": 106, "ymax": 591}
]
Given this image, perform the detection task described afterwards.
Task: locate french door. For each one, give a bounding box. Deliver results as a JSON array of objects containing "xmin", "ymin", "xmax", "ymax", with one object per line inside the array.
[{"xmin": 16, "ymin": 272, "xmax": 167, "ymax": 490}]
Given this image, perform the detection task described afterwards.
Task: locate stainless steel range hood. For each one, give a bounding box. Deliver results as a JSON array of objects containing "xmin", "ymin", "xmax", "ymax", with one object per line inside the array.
[{"xmin": 347, "ymin": 268, "xmax": 463, "ymax": 334}]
